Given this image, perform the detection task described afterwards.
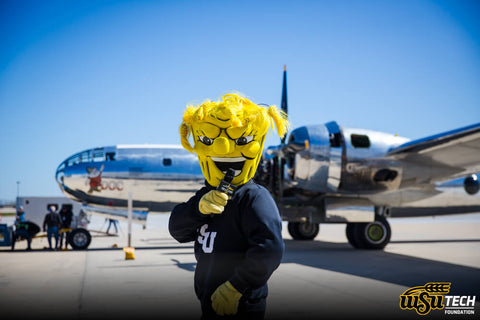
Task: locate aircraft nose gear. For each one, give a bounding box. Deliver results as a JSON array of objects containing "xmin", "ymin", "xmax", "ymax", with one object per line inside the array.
[
  {"xmin": 68, "ymin": 228, "xmax": 92, "ymax": 250},
  {"xmin": 287, "ymin": 222, "xmax": 320, "ymax": 240},
  {"xmin": 345, "ymin": 214, "xmax": 391, "ymax": 250}
]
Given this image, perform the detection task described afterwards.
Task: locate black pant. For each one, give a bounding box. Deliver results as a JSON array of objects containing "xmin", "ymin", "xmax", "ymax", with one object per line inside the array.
[
  {"xmin": 59, "ymin": 231, "xmax": 71, "ymax": 248},
  {"xmin": 201, "ymin": 297, "xmax": 266, "ymax": 320}
]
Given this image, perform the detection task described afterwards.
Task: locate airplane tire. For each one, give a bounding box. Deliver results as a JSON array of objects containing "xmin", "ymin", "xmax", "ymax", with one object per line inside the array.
[
  {"xmin": 346, "ymin": 215, "xmax": 391, "ymax": 250},
  {"xmin": 287, "ymin": 222, "xmax": 319, "ymax": 240},
  {"xmin": 345, "ymin": 223, "xmax": 362, "ymax": 249},
  {"xmin": 68, "ymin": 228, "xmax": 92, "ymax": 250}
]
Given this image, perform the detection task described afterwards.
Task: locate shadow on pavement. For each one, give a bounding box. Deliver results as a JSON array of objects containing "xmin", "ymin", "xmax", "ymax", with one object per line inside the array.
[{"xmin": 282, "ymin": 239, "xmax": 480, "ymax": 299}]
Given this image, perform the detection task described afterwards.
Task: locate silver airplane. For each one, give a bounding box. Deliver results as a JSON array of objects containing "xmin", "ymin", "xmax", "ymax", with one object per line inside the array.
[
  {"xmin": 55, "ymin": 144, "xmax": 204, "ymax": 248},
  {"xmin": 55, "ymin": 68, "xmax": 480, "ymax": 250}
]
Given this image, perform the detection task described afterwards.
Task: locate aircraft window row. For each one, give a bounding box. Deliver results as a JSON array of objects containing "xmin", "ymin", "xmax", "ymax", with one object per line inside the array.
[
  {"xmin": 81, "ymin": 152, "xmax": 90, "ymax": 163},
  {"xmin": 163, "ymin": 158, "xmax": 172, "ymax": 166},
  {"xmin": 67, "ymin": 156, "xmax": 80, "ymax": 167},
  {"xmin": 64, "ymin": 150, "xmax": 116, "ymax": 167},
  {"xmin": 93, "ymin": 151, "xmax": 104, "ymax": 162}
]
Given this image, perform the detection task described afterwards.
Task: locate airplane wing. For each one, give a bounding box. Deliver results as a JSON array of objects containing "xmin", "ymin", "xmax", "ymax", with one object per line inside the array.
[{"xmin": 386, "ymin": 123, "xmax": 480, "ymax": 183}]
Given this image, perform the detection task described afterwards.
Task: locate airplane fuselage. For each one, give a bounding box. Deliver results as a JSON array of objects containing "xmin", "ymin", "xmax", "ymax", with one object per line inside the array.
[{"xmin": 56, "ymin": 145, "xmax": 204, "ymax": 213}]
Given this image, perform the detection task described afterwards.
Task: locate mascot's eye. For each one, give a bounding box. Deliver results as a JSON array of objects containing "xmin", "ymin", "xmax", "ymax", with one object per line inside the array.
[
  {"xmin": 199, "ymin": 136, "xmax": 213, "ymax": 145},
  {"xmin": 235, "ymin": 136, "xmax": 254, "ymax": 146}
]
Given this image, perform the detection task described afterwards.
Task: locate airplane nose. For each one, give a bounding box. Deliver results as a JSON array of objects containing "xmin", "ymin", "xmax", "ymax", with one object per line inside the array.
[
  {"xmin": 55, "ymin": 161, "xmax": 66, "ymax": 187},
  {"xmin": 213, "ymin": 137, "xmax": 232, "ymax": 154}
]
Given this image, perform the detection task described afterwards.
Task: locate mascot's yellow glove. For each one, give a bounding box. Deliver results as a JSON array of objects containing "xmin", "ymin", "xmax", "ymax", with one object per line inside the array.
[
  {"xmin": 199, "ymin": 190, "xmax": 229, "ymax": 215},
  {"xmin": 211, "ymin": 281, "xmax": 242, "ymax": 316}
]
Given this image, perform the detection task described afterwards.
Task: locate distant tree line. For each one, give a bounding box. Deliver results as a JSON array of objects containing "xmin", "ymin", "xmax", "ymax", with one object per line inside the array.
[{"xmin": 0, "ymin": 199, "xmax": 16, "ymax": 207}]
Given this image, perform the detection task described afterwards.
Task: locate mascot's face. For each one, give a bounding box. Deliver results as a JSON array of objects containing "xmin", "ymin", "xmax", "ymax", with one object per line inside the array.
[
  {"xmin": 192, "ymin": 115, "xmax": 266, "ymax": 187},
  {"xmin": 180, "ymin": 94, "xmax": 288, "ymax": 187}
]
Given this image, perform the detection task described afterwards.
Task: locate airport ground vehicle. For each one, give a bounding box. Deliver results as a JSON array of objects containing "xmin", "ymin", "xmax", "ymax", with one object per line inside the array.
[
  {"xmin": 0, "ymin": 223, "xmax": 14, "ymax": 248},
  {"xmin": 15, "ymin": 196, "xmax": 92, "ymax": 249}
]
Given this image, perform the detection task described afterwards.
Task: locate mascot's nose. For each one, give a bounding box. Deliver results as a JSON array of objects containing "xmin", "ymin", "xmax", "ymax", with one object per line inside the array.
[{"xmin": 213, "ymin": 137, "xmax": 231, "ymax": 154}]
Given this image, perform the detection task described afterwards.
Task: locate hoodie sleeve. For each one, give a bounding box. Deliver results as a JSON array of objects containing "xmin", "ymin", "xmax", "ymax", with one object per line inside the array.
[
  {"xmin": 169, "ymin": 187, "xmax": 210, "ymax": 243},
  {"xmin": 228, "ymin": 185, "xmax": 284, "ymax": 294}
]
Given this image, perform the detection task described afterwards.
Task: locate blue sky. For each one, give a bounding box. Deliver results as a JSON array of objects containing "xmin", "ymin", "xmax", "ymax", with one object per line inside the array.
[{"xmin": 1, "ymin": 0, "xmax": 479, "ymax": 202}]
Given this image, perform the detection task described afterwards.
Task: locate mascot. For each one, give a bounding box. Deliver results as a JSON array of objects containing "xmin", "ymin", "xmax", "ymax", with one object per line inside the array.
[{"xmin": 169, "ymin": 93, "xmax": 288, "ymax": 319}]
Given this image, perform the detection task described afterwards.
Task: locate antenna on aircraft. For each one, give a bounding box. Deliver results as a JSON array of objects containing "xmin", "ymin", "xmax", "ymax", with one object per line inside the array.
[{"xmin": 281, "ymin": 65, "xmax": 288, "ymax": 144}]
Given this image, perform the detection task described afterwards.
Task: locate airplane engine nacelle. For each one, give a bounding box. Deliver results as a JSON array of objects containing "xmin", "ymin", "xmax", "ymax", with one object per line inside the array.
[
  {"xmin": 464, "ymin": 174, "xmax": 479, "ymax": 195},
  {"xmin": 286, "ymin": 125, "xmax": 336, "ymax": 192},
  {"xmin": 283, "ymin": 123, "xmax": 405, "ymax": 194}
]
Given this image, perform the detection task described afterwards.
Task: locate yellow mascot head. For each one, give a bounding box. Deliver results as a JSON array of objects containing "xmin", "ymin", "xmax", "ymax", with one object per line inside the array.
[{"xmin": 180, "ymin": 93, "xmax": 289, "ymax": 187}]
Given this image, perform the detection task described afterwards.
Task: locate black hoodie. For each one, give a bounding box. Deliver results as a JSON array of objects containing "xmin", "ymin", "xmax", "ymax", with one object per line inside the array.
[{"xmin": 169, "ymin": 180, "xmax": 284, "ymax": 308}]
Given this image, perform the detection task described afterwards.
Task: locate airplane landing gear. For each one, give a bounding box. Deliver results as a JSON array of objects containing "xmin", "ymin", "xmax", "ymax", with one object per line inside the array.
[
  {"xmin": 287, "ymin": 222, "xmax": 320, "ymax": 240},
  {"xmin": 346, "ymin": 214, "xmax": 391, "ymax": 250},
  {"xmin": 68, "ymin": 228, "xmax": 92, "ymax": 250}
]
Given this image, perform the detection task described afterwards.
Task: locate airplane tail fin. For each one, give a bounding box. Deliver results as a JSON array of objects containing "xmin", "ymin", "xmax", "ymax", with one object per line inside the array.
[{"xmin": 281, "ymin": 65, "xmax": 288, "ymax": 144}]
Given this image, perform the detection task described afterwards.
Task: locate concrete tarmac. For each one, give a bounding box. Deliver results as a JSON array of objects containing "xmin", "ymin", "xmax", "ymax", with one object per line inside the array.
[{"xmin": 0, "ymin": 213, "xmax": 479, "ymax": 319}]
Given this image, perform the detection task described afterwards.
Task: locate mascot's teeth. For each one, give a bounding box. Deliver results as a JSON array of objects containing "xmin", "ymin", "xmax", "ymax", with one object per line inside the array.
[
  {"xmin": 211, "ymin": 157, "xmax": 246, "ymax": 162},
  {"xmin": 211, "ymin": 157, "xmax": 246, "ymax": 176}
]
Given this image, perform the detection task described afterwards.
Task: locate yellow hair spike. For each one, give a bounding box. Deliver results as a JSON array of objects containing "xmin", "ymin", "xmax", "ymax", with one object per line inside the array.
[
  {"xmin": 179, "ymin": 122, "xmax": 194, "ymax": 153},
  {"xmin": 197, "ymin": 105, "xmax": 205, "ymax": 121},
  {"xmin": 182, "ymin": 106, "xmax": 197, "ymax": 125},
  {"xmin": 267, "ymin": 105, "xmax": 289, "ymax": 138},
  {"xmin": 232, "ymin": 116, "xmax": 242, "ymax": 127}
]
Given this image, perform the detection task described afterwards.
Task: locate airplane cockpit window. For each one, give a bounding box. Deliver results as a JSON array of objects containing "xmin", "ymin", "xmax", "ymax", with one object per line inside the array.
[
  {"xmin": 93, "ymin": 150, "xmax": 104, "ymax": 162},
  {"xmin": 80, "ymin": 151, "xmax": 90, "ymax": 163},
  {"xmin": 57, "ymin": 162, "xmax": 66, "ymax": 172},
  {"xmin": 64, "ymin": 149, "xmax": 110, "ymax": 167},
  {"xmin": 67, "ymin": 155, "xmax": 80, "ymax": 166},
  {"xmin": 163, "ymin": 158, "xmax": 172, "ymax": 166},
  {"xmin": 106, "ymin": 152, "xmax": 116, "ymax": 161},
  {"xmin": 351, "ymin": 134, "xmax": 371, "ymax": 148}
]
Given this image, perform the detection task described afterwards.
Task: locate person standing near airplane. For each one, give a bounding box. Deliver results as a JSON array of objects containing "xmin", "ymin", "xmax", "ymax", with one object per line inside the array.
[
  {"xmin": 169, "ymin": 93, "xmax": 288, "ymax": 319},
  {"xmin": 59, "ymin": 206, "xmax": 73, "ymax": 249},
  {"xmin": 16, "ymin": 206, "xmax": 26, "ymax": 223},
  {"xmin": 43, "ymin": 206, "xmax": 61, "ymax": 250},
  {"xmin": 13, "ymin": 206, "xmax": 32, "ymax": 250},
  {"xmin": 106, "ymin": 218, "xmax": 118, "ymax": 234}
]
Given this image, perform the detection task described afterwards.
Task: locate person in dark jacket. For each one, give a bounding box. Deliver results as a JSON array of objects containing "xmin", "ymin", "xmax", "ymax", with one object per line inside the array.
[
  {"xmin": 43, "ymin": 206, "xmax": 61, "ymax": 250},
  {"xmin": 59, "ymin": 206, "xmax": 73, "ymax": 249},
  {"xmin": 169, "ymin": 93, "xmax": 289, "ymax": 319}
]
